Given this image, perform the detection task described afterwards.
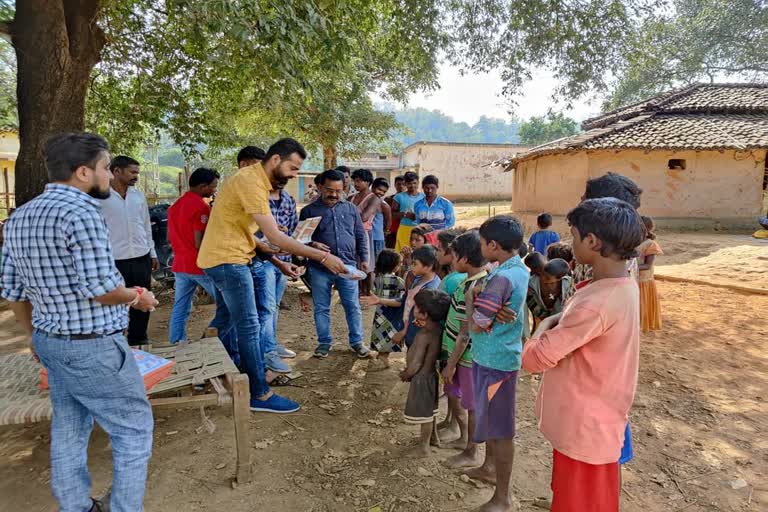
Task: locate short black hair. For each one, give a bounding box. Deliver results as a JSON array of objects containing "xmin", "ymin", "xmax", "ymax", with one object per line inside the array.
[
  {"xmin": 110, "ymin": 155, "xmax": 140, "ymax": 172},
  {"xmin": 544, "ymin": 258, "xmax": 570, "ymax": 279},
  {"xmin": 403, "ymin": 171, "xmax": 419, "ymax": 183},
  {"xmin": 265, "ymin": 138, "xmax": 306, "ymax": 161},
  {"xmin": 189, "ymin": 167, "xmax": 220, "ymax": 187},
  {"xmin": 584, "ymin": 173, "xmax": 642, "ymax": 209},
  {"xmin": 436, "ymin": 229, "xmax": 461, "ymax": 251},
  {"xmin": 411, "ymin": 225, "xmax": 433, "ymax": 240},
  {"xmin": 45, "ymin": 132, "xmax": 110, "ymax": 182},
  {"xmin": 450, "ymin": 230, "xmax": 486, "ymax": 267},
  {"xmin": 546, "ymin": 242, "xmax": 573, "ymax": 263},
  {"xmin": 318, "ymin": 169, "xmax": 344, "ymax": 185},
  {"xmin": 641, "ymin": 215, "xmax": 656, "ymax": 240},
  {"xmin": 537, "ymin": 213, "xmax": 553, "ymax": 229},
  {"xmin": 237, "ymin": 146, "xmax": 266, "ymax": 165},
  {"xmin": 335, "ymin": 165, "xmax": 351, "ymax": 176},
  {"xmin": 314, "ymin": 174, "xmax": 323, "ymax": 185},
  {"xmin": 524, "ymin": 253, "xmax": 547, "ymax": 274},
  {"xmin": 351, "ymin": 168, "xmax": 373, "ymax": 184},
  {"xmin": 478, "ymin": 215, "xmax": 524, "ymax": 252},
  {"xmin": 394, "ymin": 175, "xmax": 405, "ymax": 183},
  {"xmin": 412, "ymin": 244, "xmax": 438, "ymax": 270},
  {"xmin": 414, "ymin": 288, "xmax": 451, "ymax": 322},
  {"xmin": 566, "ymin": 198, "xmax": 645, "ymax": 260},
  {"xmin": 375, "ymin": 249, "xmax": 401, "ymax": 274},
  {"xmin": 518, "ymin": 242, "xmax": 529, "ymax": 259},
  {"xmin": 422, "ymin": 174, "xmax": 439, "ymax": 187},
  {"xmin": 372, "ymin": 177, "xmax": 389, "ymax": 190}
]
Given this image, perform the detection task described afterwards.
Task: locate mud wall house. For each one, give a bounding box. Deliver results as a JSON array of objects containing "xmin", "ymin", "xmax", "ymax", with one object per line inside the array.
[
  {"xmin": 0, "ymin": 130, "xmax": 18, "ymax": 212},
  {"xmin": 503, "ymin": 84, "xmax": 768, "ymax": 227},
  {"xmin": 400, "ymin": 142, "xmax": 531, "ymax": 201}
]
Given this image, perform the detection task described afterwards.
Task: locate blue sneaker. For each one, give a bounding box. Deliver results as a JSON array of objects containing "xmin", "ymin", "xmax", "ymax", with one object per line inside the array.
[
  {"xmin": 250, "ymin": 393, "xmax": 300, "ymax": 414},
  {"xmin": 275, "ymin": 343, "xmax": 297, "ymax": 359},
  {"xmin": 265, "ymin": 352, "xmax": 291, "ymax": 373},
  {"xmin": 313, "ymin": 346, "xmax": 330, "ymax": 358}
]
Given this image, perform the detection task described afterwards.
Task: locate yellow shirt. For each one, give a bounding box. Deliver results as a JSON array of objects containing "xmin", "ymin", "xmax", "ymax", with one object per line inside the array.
[{"xmin": 197, "ymin": 163, "xmax": 272, "ymax": 268}]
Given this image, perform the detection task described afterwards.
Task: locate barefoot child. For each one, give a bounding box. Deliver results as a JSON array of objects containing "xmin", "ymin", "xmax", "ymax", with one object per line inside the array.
[
  {"xmin": 522, "ymin": 198, "xmax": 645, "ymax": 512},
  {"xmin": 400, "ymin": 288, "xmax": 452, "ymax": 457},
  {"xmin": 361, "ymin": 250, "xmax": 406, "ymax": 368},
  {"xmin": 392, "ymin": 245, "xmax": 442, "ymax": 348},
  {"xmin": 638, "ymin": 216, "xmax": 663, "ymax": 332},
  {"xmin": 441, "ymin": 230, "xmax": 488, "ymax": 469},
  {"xmin": 400, "ymin": 225, "xmax": 431, "ymax": 287},
  {"xmin": 465, "ymin": 215, "xmax": 529, "ymax": 512}
]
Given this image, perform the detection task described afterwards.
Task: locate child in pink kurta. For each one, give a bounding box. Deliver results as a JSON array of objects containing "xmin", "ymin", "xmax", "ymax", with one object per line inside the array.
[{"xmin": 522, "ymin": 197, "xmax": 645, "ymax": 512}]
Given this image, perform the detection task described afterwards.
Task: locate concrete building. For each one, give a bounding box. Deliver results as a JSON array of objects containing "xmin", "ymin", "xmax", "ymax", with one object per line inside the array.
[
  {"xmin": 0, "ymin": 130, "xmax": 18, "ymax": 213},
  {"xmin": 401, "ymin": 142, "xmax": 530, "ymax": 201},
  {"xmin": 503, "ymin": 84, "xmax": 768, "ymax": 226}
]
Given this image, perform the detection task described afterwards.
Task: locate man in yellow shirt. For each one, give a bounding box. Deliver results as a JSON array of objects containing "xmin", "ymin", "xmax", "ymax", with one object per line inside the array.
[{"xmin": 198, "ymin": 138, "xmax": 346, "ymax": 413}]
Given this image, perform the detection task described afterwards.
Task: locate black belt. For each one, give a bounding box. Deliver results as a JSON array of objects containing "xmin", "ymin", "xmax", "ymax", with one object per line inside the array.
[{"xmin": 43, "ymin": 330, "xmax": 123, "ymax": 340}]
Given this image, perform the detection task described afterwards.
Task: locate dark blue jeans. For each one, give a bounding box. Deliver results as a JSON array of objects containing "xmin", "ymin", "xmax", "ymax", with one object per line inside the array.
[{"xmin": 203, "ymin": 263, "xmax": 269, "ymax": 399}]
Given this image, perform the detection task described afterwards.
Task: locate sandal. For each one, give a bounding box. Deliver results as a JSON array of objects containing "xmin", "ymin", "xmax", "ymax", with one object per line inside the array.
[{"xmin": 269, "ymin": 372, "xmax": 304, "ymax": 387}]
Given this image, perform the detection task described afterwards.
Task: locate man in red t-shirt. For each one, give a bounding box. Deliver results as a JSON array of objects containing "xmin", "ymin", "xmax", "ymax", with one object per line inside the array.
[{"xmin": 167, "ymin": 167, "xmax": 220, "ymax": 343}]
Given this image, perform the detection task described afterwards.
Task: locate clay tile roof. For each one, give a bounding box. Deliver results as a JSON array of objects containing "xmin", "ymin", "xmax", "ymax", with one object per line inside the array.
[{"xmin": 502, "ymin": 83, "xmax": 768, "ymax": 169}]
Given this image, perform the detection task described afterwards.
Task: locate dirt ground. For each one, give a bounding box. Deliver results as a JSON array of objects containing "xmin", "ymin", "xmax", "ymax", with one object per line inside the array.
[{"xmin": 1, "ymin": 234, "xmax": 767, "ymax": 512}]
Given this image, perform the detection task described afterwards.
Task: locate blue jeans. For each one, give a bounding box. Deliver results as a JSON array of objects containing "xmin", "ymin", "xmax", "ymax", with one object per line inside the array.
[
  {"xmin": 168, "ymin": 272, "xmax": 221, "ymax": 343},
  {"xmin": 250, "ymin": 260, "xmax": 288, "ymax": 354},
  {"xmin": 309, "ymin": 265, "xmax": 364, "ymax": 349},
  {"xmin": 204, "ymin": 263, "xmax": 269, "ymax": 399},
  {"xmin": 33, "ymin": 331, "xmax": 153, "ymax": 512}
]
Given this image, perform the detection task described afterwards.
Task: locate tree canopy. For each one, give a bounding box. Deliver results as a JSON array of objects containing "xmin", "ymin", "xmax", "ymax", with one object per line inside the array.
[
  {"xmin": 518, "ymin": 112, "xmax": 579, "ymax": 145},
  {"xmin": 604, "ymin": 0, "xmax": 768, "ymax": 109}
]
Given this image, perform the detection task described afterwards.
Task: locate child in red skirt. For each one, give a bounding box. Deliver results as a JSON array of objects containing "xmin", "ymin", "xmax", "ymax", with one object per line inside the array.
[{"xmin": 522, "ymin": 198, "xmax": 645, "ymax": 512}]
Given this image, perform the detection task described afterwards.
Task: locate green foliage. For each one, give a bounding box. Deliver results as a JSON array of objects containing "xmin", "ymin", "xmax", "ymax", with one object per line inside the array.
[
  {"xmin": 392, "ymin": 108, "xmax": 520, "ymax": 146},
  {"xmin": 605, "ymin": 0, "xmax": 768, "ymax": 109},
  {"xmin": 0, "ymin": 39, "xmax": 16, "ymax": 129},
  {"xmin": 518, "ymin": 112, "xmax": 579, "ymax": 145}
]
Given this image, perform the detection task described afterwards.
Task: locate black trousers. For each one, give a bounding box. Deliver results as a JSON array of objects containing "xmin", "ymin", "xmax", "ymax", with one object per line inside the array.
[{"xmin": 115, "ymin": 252, "xmax": 152, "ymax": 345}]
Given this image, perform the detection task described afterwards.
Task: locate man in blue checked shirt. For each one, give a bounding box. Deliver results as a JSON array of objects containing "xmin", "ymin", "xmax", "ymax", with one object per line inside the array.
[
  {"xmin": 413, "ymin": 174, "xmax": 455, "ymax": 231},
  {"xmin": 1, "ymin": 133, "xmax": 158, "ymax": 512}
]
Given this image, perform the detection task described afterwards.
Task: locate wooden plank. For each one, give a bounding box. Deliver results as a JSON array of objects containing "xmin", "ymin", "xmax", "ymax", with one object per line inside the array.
[
  {"xmin": 655, "ymin": 273, "xmax": 768, "ymax": 296},
  {"xmin": 3, "ymin": 167, "xmax": 9, "ymax": 214},
  {"xmin": 229, "ymin": 372, "xmax": 251, "ymax": 484},
  {"xmin": 149, "ymin": 394, "xmax": 220, "ymax": 410}
]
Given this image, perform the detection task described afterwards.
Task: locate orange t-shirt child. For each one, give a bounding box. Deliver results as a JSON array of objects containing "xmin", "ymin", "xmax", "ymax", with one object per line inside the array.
[{"xmin": 522, "ymin": 277, "xmax": 640, "ymax": 512}]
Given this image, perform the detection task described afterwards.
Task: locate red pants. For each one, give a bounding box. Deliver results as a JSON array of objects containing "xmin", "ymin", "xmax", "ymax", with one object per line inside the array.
[{"xmin": 550, "ymin": 450, "xmax": 619, "ymax": 512}]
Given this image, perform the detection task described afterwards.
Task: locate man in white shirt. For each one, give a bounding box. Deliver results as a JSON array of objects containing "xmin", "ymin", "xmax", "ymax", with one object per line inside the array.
[{"xmin": 101, "ymin": 156, "xmax": 159, "ymax": 345}]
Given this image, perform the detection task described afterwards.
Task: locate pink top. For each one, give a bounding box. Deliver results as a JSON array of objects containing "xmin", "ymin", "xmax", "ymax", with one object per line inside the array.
[{"xmin": 521, "ymin": 277, "xmax": 639, "ymax": 464}]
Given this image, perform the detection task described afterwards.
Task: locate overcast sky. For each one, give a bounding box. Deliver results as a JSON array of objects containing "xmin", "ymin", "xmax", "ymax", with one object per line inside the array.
[{"xmin": 391, "ymin": 62, "xmax": 606, "ymax": 125}]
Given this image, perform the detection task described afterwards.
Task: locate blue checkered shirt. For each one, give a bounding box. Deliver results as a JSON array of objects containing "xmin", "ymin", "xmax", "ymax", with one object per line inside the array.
[
  {"xmin": 1, "ymin": 184, "xmax": 128, "ymax": 335},
  {"xmin": 256, "ymin": 190, "xmax": 298, "ymax": 263}
]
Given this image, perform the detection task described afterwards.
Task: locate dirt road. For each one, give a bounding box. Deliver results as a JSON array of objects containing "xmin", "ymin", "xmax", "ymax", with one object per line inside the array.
[{"xmin": 1, "ymin": 278, "xmax": 766, "ymax": 511}]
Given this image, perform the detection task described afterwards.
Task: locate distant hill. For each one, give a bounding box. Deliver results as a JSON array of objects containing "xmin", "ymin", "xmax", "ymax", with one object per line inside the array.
[{"xmin": 388, "ymin": 107, "xmax": 520, "ymax": 147}]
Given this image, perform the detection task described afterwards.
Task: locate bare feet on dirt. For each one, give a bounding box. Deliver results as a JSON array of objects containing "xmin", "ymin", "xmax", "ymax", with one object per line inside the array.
[
  {"xmin": 464, "ymin": 465, "xmax": 497, "ymax": 485},
  {"xmin": 472, "ymin": 497, "xmax": 516, "ymax": 512},
  {"xmin": 445, "ymin": 435, "xmax": 468, "ymax": 449},
  {"xmin": 444, "ymin": 450, "xmax": 482, "ymax": 469},
  {"xmin": 437, "ymin": 423, "xmax": 460, "ymax": 442},
  {"xmin": 403, "ymin": 445, "xmax": 432, "ymax": 458}
]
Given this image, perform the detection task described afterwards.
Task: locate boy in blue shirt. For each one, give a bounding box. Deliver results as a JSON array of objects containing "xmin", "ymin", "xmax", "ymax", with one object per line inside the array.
[
  {"xmin": 529, "ymin": 212, "xmax": 560, "ymax": 254},
  {"xmin": 465, "ymin": 215, "xmax": 529, "ymax": 512}
]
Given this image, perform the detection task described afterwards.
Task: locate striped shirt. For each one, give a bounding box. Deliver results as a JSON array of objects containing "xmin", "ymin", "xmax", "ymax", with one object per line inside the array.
[{"xmin": 1, "ymin": 184, "xmax": 128, "ymax": 335}]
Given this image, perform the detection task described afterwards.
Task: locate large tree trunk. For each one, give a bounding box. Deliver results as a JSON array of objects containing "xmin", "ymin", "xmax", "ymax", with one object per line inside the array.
[
  {"xmin": 11, "ymin": 0, "xmax": 105, "ymax": 206},
  {"xmin": 322, "ymin": 144, "xmax": 337, "ymax": 170}
]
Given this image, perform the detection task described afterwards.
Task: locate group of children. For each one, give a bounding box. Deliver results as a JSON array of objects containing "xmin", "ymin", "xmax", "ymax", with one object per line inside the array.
[{"xmin": 356, "ymin": 172, "xmax": 664, "ymax": 511}]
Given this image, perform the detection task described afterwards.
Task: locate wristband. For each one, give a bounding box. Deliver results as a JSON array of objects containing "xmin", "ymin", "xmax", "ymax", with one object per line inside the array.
[{"xmin": 129, "ymin": 287, "xmax": 146, "ymax": 307}]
